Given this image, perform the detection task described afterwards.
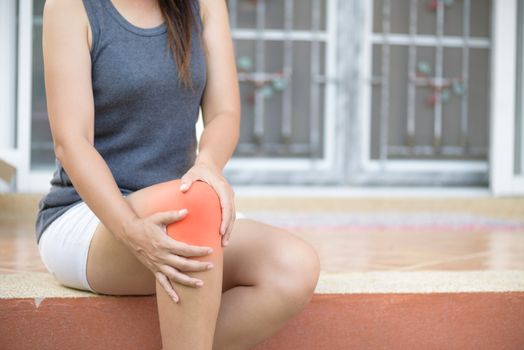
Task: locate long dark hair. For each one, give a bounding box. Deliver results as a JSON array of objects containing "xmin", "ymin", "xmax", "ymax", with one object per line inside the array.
[{"xmin": 158, "ymin": 0, "xmax": 200, "ymax": 89}]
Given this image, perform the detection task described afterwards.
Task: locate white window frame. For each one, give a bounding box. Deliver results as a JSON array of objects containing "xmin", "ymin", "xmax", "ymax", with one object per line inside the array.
[
  {"xmin": 0, "ymin": 0, "xmax": 39, "ymax": 192},
  {"xmin": 490, "ymin": 0, "xmax": 524, "ymax": 195},
  {"xmin": 0, "ymin": 0, "xmax": 19, "ymax": 191},
  {"xmin": 0, "ymin": 0, "xmax": 55, "ymax": 193}
]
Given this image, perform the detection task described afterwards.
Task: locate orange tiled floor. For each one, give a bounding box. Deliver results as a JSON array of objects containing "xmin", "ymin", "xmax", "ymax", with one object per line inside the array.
[{"xmin": 1, "ymin": 199, "xmax": 524, "ymax": 274}]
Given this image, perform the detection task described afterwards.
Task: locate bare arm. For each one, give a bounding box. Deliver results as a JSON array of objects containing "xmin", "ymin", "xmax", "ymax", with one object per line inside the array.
[
  {"xmin": 179, "ymin": 0, "xmax": 240, "ymax": 243},
  {"xmin": 43, "ymin": 0, "xmax": 138, "ymax": 242},
  {"xmin": 195, "ymin": 0, "xmax": 241, "ymax": 171}
]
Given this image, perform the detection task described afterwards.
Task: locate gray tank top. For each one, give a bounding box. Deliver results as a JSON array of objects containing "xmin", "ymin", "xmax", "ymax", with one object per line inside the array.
[{"xmin": 34, "ymin": 0, "xmax": 207, "ymax": 244}]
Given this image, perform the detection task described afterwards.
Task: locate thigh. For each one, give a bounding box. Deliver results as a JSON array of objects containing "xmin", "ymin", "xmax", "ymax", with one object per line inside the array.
[
  {"xmin": 221, "ymin": 218, "xmax": 318, "ymax": 292},
  {"xmin": 86, "ymin": 190, "xmax": 157, "ymax": 295},
  {"xmin": 86, "ymin": 179, "xmax": 220, "ymax": 295}
]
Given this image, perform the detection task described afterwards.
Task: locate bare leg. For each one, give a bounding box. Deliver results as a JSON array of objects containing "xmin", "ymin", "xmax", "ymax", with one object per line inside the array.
[
  {"xmin": 156, "ymin": 261, "xmax": 223, "ymax": 350},
  {"xmin": 87, "ymin": 179, "xmax": 224, "ymax": 349},
  {"xmin": 86, "ymin": 181, "xmax": 320, "ymax": 350},
  {"xmin": 212, "ymin": 219, "xmax": 320, "ymax": 350}
]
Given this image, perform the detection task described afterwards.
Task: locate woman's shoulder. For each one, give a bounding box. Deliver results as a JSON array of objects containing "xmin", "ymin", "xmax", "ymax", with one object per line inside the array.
[
  {"xmin": 43, "ymin": 0, "xmax": 93, "ymax": 55},
  {"xmin": 43, "ymin": 0, "xmax": 90, "ymax": 44},
  {"xmin": 44, "ymin": 0, "xmax": 88, "ymax": 23}
]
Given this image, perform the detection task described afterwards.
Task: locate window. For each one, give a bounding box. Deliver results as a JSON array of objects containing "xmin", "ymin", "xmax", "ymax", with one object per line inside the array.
[
  {"xmin": 228, "ymin": 0, "xmax": 333, "ymax": 159},
  {"xmin": 370, "ymin": 0, "xmax": 491, "ymax": 161}
]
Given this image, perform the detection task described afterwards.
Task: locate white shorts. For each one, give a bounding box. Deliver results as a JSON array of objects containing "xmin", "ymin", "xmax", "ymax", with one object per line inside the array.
[
  {"xmin": 38, "ymin": 197, "xmax": 247, "ymax": 293},
  {"xmin": 37, "ymin": 199, "xmax": 102, "ymax": 292}
]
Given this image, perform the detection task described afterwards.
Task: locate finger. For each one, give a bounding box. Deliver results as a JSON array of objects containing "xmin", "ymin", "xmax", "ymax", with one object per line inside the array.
[
  {"xmin": 223, "ymin": 224, "xmax": 233, "ymax": 247},
  {"xmin": 151, "ymin": 209, "xmax": 188, "ymax": 226},
  {"xmin": 223, "ymin": 208, "xmax": 236, "ymax": 247},
  {"xmin": 225, "ymin": 208, "xmax": 236, "ymax": 242},
  {"xmin": 179, "ymin": 175, "xmax": 195, "ymax": 192},
  {"xmin": 161, "ymin": 265, "xmax": 204, "ymax": 288},
  {"xmin": 217, "ymin": 189, "xmax": 232, "ymax": 235},
  {"xmin": 155, "ymin": 271, "xmax": 179, "ymax": 303},
  {"xmin": 168, "ymin": 240, "xmax": 214, "ymax": 257},
  {"xmin": 168, "ymin": 254, "xmax": 214, "ymax": 272}
]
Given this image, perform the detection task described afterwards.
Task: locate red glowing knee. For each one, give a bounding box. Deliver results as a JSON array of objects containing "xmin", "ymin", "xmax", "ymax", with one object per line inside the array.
[
  {"xmin": 168, "ymin": 180, "xmax": 222, "ymax": 250},
  {"xmin": 143, "ymin": 179, "xmax": 222, "ymax": 252}
]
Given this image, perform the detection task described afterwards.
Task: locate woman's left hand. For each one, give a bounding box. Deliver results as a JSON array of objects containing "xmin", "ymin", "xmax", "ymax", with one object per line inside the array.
[{"xmin": 179, "ymin": 160, "xmax": 236, "ymax": 247}]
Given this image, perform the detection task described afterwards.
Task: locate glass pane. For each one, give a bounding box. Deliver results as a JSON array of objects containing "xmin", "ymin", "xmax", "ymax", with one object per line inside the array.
[
  {"xmin": 236, "ymin": 1, "xmax": 257, "ymax": 28},
  {"xmin": 470, "ymin": 0, "xmax": 491, "ymax": 38},
  {"xmin": 30, "ymin": 0, "xmax": 54, "ymax": 170},
  {"xmin": 389, "ymin": 0, "xmax": 409, "ymax": 34},
  {"xmin": 233, "ymin": 0, "xmax": 327, "ymax": 31},
  {"xmin": 444, "ymin": 0, "xmax": 464, "ymax": 37},
  {"xmin": 374, "ymin": 1, "xmax": 470, "ymax": 36},
  {"xmin": 370, "ymin": 0, "xmax": 491, "ymax": 160},
  {"xmin": 417, "ymin": 2, "xmax": 437, "ymax": 35},
  {"xmin": 234, "ymin": 39, "xmax": 326, "ymax": 159},
  {"xmin": 231, "ymin": 0, "xmax": 329, "ymax": 159},
  {"xmin": 467, "ymin": 48, "xmax": 490, "ymax": 153}
]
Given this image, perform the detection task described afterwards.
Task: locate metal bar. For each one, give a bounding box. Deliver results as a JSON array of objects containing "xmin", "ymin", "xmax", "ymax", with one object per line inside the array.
[
  {"xmin": 373, "ymin": 76, "xmax": 462, "ymax": 87},
  {"xmin": 379, "ymin": 0, "xmax": 391, "ymax": 164},
  {"xmin": 460, "ymin": 0, "xmax": 471, "ymax": 150},
  {"xmin": 236, "ymin": 144, "xmax": 488, "ymax": 158},
  {"xmin": 238, "ymin": 72, "xmax": 289, "ymax": 81},
  {"xmin": 433, "ymin": 0, "xmax": 444, "ymax": 151},
  {"xmin": 370, "ymin": 34, "xmax": 490, "ymax": 48},
  {"xmin": 387, "ymin": 145, "xmax": 487, "ymax": 157},
  {"xmin": 281, "ymin": 0, "xmax": 294, "ymax": 142},
  {"xmin": 310, "ymin": 0, "xmax": 322, "ymax": 158},
  {"xmin": 232, "ymin": 29, "xmax": 329, "ymax": 41},
  {"xmin": 406, "ymin": 0, "xmax": 417, "ymax": 149},
  {"xmin": 237, "ymin": 143, "xmax": 312, "ymax": 154},
  {"xmin": 229, "ymin": 0, "xmax": 238, "ymax": 28},
  {"xmin": 335, "ymin": 0, "xmax": 354, "ymax": 179},
  {"xmin": 253, "ymin": 0, "xmax": 266, "ymax": 144}
]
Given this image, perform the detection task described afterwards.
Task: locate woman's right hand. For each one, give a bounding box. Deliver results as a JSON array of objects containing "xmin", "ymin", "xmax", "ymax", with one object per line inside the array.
[{"xmin": 120, "ymin": 209, "xmax": 215, "ymax": 303}]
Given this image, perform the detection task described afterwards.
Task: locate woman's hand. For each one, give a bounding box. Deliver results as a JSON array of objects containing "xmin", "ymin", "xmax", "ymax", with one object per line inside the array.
[
  {"xmin": 122, "ymin": 211, "xmax": 215, "ymax": 303},
  {"xmin": 179, "ymin": 160, "xmax": 235, "ymax": 247}
]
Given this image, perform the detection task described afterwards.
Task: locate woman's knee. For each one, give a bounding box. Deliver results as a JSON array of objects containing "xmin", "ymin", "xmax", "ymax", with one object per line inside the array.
[
  {"xmin": 266, "ymin": 228, "xmax": 320, "ymax": 306},
  {"xmin": 140, "ymin": 178, "xmax": 223, "ymax": 255}
]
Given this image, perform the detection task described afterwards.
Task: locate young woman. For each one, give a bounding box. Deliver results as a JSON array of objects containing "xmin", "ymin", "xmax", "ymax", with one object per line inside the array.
[{"xmin": 34, "ymin": 0, "xmax": 321, "ymax": 349}]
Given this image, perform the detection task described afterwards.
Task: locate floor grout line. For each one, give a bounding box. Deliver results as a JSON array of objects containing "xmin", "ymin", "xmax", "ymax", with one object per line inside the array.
[{"xmin": 394, "ymin": 251, "xmax": 491, "ymax": 271}]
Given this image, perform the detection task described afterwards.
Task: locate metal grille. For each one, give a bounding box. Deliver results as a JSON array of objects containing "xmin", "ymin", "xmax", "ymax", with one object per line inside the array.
[
  {"xmin": 228, "ymin": 0, "xmax": 333, "ymax": 159},
  {"xmin": 371, "ymin": 0, "xmax": 491, "ymax": 161}
]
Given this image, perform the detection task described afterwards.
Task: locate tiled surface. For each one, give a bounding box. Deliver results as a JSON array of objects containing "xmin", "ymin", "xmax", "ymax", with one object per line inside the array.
[
  {"xmin": 0, "ymin": 216, "xmax": 47, "ymax": 274},
  {"xmin": 1, "ymin": 196, "xmax": 524, "ymax": 275}
]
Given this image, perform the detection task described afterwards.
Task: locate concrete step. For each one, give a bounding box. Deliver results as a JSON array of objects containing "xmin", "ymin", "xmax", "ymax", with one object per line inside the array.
[{"xmin": 1, "ymin": 271, "xmax": 523, "ymax": 350}]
